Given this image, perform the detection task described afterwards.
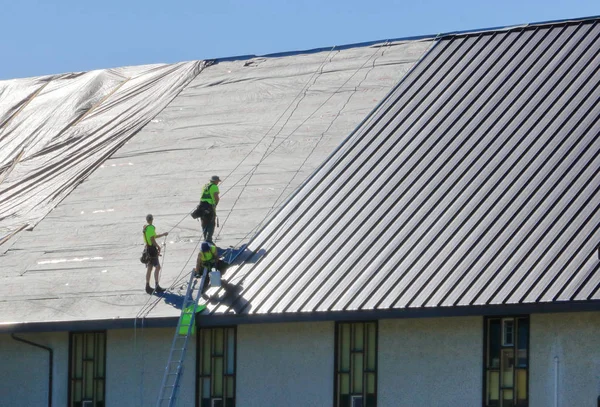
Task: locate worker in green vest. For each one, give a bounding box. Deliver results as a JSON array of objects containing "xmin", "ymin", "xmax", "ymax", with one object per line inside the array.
[
  {"xmin": 198, "ymin": 175, "xmax": 221, "ymax": 243},
  {"xmin": 143, "ymin": 214, "xmax": 169, "ymax": 294},
  {"xmin": 193, "ymin": 242, "xmax": 228, "ymax": 280}
]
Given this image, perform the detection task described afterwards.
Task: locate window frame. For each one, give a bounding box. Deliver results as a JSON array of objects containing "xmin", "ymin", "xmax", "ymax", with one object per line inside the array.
[
  {"xmin": 482, "ymin": 315, "xmax": 530, "ymax": 407},
  {"xmin": 196, "ymin": 325, "xmax": 237, "ymax": 407},
  {"xmin": 67, "ymin": 330, "xmax": 107, "ymax": 407},
  {"xmin": 334, "ymin": 320, "xmax": 378, "ymax": 407}
]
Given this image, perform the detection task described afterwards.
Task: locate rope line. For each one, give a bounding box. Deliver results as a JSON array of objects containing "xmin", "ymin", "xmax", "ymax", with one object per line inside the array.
[
  {"xmin": 218, "ymin": 41, "xmax": 391, "ymax": 246},
  {"xmin": 215, "ymin": 51, "xmax": 338, "ymax": 238},
  {"xmin": 254, "ymin": 41, "xmax": 391, "ymax": 238},
  {"xmin": 217, "ymin": 46, "xmax": 338, "ymax": 191},
  {"xmin": 134, "ymin": 40, "xmax": 392, "ymax": 320},
  {"xmin": 133, "ymin": 46, "xmax": 340, "ymax": 322}
]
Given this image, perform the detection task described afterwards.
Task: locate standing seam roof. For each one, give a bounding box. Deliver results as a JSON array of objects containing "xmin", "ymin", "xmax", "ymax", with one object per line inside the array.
[{"xmin": 210, "ymin": 18, "xmax": 600, "ymax": 316}]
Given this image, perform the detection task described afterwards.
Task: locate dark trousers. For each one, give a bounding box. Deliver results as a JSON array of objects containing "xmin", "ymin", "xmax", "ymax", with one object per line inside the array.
[
  {"xmin": 201, "ymin": 259, "xmax": 228, "ymax": 273},
  {"xmin": 202, "ymin": 220, "xmax": 215, "ymax": 243},
  {"xmin": 199, "ymin": 202, "xmax": 216, "ymax": 243}
]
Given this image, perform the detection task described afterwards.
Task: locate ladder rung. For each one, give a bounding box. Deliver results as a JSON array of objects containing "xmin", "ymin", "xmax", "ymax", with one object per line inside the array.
[{"xmin": 156, "ymin": 268, "xmax": 207, "ymax": 406}]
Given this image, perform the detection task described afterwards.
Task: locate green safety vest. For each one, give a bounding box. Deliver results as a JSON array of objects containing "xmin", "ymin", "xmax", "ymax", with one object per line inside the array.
[
  {"xmin": 200, "ymin": 245, "xmax": 217, "ymax": 263},
  {"xmin": 143, "ymin": 225, "xmax": 156, "ymax": 246},
  {"xmin": 200, "ymin": 183, "xmax": 219, "ymax": 205}
]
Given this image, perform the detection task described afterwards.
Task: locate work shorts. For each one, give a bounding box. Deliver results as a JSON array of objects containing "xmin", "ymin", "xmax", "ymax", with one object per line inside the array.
[{"xmin": 147, "ymin": 245, "xmax": 160, "ymax": 267}]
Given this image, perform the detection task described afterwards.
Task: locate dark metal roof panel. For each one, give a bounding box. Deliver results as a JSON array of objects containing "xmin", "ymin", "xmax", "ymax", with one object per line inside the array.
[{"xmin": 210, "ymin": 19, "xmax": 600, "ymax": 316}]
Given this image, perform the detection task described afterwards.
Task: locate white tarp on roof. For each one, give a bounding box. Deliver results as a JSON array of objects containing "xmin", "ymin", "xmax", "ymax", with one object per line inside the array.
[
  {"xmin": 0, "ymin": 40, "xmax": 432, "ymax": 330},
  {"xmin": 0, "ymin": 62, "xmax": 204, "ymax": 244}
]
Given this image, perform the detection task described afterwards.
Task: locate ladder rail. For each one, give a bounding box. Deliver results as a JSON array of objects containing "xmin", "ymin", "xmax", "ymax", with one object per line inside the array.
[{"xmin": 156, "ymin": 267, "xmax": 209, "ymax": 407}]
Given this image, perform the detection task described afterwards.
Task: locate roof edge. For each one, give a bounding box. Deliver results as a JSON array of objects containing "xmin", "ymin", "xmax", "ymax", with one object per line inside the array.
[
  {"xmin": 3, "ymin": 301, "xmax": 599, "ymax": 333},
  {"xmin": 440, "ymin": 14, "xmax": 600, "ymax": 39},
  {"xmin": 0, "ymin": 316, "xmax": 179, "ymax": 334},
  {"xmin": 198, "ymin": 300, "xmax": 600, "ymax": 326},
  {"xmin": 208, "ymin": 15, "xmax": 600, "ymax": 64}
]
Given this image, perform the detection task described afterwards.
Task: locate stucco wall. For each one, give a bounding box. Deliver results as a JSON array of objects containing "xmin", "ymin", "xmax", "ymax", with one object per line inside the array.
[
  {"xmin": 0, "ymin": 332, "xmax": 69, "ymax": 407},
  {"xmin": 236, "ymin": 321, "xmax": 335, "ymax": 407},
  {"xmin": 3, "ymin": 311, "xmax": 600, "ymax": 406},
  {"xmin": 378, "ymin": 316, "xmax": 482, "ymax": 407},
  {"xmin": 106, "ymin": 327, "xmax": 197, "ymax": 407},
  {"xmin": 529, "ymin": 312, "xmax": 600, "ymax": 407},
  {"xmin": 0, "ymin": 328, "xmax": 196, "ymax": 407}
]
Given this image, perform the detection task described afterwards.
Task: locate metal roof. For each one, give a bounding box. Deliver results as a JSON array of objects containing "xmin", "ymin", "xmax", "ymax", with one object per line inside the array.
[{"xmin": 210, "ymin": 18, "xmax": 600, "ymax": 318}]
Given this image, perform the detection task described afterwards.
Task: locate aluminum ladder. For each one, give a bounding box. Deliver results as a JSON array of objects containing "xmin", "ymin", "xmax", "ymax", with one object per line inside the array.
[{"xmin": 156, "ymin": 267, "xmax": 208, "ymax": 407}]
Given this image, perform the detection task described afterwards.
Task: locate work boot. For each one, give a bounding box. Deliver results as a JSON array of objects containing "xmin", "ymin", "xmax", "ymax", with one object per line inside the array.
[
  {"xmin": 155, "ymin": 284, "xmax": 166, "ymax": 293},
  {"xmin": 145, "ymin": 284, "xmax": 153, "ymax": 295}
]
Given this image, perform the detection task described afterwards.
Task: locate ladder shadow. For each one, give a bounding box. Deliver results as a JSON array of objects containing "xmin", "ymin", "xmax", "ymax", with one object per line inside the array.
[
  {"xmin": 161, "ymin": 278, "xmax": 206, "ymax": 311},
  {"xmin": 219, "ymin": 246, "xmax": 266, "ymax": 266},
  {"xmin": 161, "ymin": 291, "xmax": 187, "ymax": 310}
]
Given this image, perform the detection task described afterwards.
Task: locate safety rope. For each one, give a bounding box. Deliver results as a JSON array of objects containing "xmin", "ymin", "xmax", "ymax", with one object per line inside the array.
[
  {"xmin": 214, "ymin": 48, "xmax": 343, "ymax": 238},
  {"xmin": 130, "ymin": 49, "xmax": 358, "ymax": 406},
  {"xmin": 217, "ymin": 46, "xmax": 338, "ymax": 191},
  {"xmin": 218, "ymin": 41, "xmax": 392, "ymax": 246},
  {"xmin": 131, "ymin": 49, "xmax": 338, "ymax": 323},
  {"xmin": 254, "ymin": 41, "xmax": 391, "ymax": 239},
  {"xmin": 134, "ymin": 39, "xmax": 393, "ymax": 321}
]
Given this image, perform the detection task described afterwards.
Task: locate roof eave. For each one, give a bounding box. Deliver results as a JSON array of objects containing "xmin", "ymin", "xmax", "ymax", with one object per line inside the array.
[
  {"xmin": 197, "ymin": 300, "xmax": 600, "ymax": 326},
  {"xmin": 0, "ymin": 316, "xmax": 179, "ymax": 334},
  {"xmin": 2, "ymin": 301, "xmax": 599, "ymax": 333}
]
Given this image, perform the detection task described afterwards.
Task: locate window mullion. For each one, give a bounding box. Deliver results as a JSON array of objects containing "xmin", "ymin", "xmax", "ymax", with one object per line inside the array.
[{"xmin": 92, "ymin": 333, "xmax": 97, "ymax": 403}]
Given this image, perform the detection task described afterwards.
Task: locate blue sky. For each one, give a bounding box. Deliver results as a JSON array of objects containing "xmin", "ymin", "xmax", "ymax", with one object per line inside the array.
[{"xmin": 1, "ymin": 0, "xmax": 598, "ymax": 80}]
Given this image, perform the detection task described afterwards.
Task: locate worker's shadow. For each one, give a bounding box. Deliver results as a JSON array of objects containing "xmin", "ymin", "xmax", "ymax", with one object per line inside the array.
[
  {"xmin": 202, "ymin": 280, "xmax": 249, "ymax": 314},
  {"xmin": 161, "ymin": 276, "xmax": 248, "ymax": 312},
  {"xmin": 160, "ymin": 279, "xmax": 249, "ymax": 313},
  {"xmin": 204, "ymin": 247, "xmax": 265, "ymax": 313},
  {"xmin": 162, "ymin": 247, "xmax": 266, "ymax": 312}
]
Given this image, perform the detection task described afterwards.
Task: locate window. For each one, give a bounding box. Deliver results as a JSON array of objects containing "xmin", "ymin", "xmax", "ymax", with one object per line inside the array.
[
  {"xmin": 68, "ymin": 331, "xmax": 106, "ymax": 407},
  {"xmin": 335, "ymin": 322, "xmax": 377, "ymax": 407},
  {"xmin": 502, "ymin": 320, "xmax": 514, "ymax": 346},
  {"xmin": 484, "ymin": 317, "xmax": 529, "ymax": 407},
  {"xmin": 197, "ymin": 327, "xmax": 236, "ymax": 407}
]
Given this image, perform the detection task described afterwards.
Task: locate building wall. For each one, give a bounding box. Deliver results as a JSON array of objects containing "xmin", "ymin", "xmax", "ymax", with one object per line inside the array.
[
  {"xmin": 378, "ymin": 316, "xmax": 482, "ymax": 407},
  {"xmin": 0, "ymin": 328, "xmax": 196, "ymax": 407},
  {"xmin": 529, "ymin": 312, "xmax": 600, "ymax": 407},
  {"xmin": 236, "ymin": 321, "xmax": 335, "ymax": 407},
  {"xmin": 106, "ymin": 327, "xmax": 196, "ymax": 407},
  {"xmin": 0, "ymin": 332, "xmax": 69, "ymax": 407},
  {"xmin": 2, "ymin": 311, "xmax": 600, "ymax": 406}
]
